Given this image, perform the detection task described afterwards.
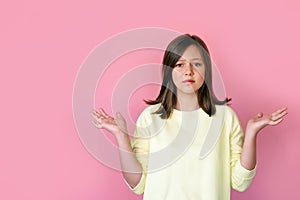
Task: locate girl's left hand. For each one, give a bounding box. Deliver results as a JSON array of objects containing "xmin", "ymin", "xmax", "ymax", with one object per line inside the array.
[{"xmin": 246, "ymin": 107, "xmax": 288, "ymax": 137}]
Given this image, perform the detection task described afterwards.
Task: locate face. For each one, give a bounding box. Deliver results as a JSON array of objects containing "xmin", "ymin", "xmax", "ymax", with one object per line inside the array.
[{"xmin": 172, "ymin": 45, "xmax": 205, "ymax": 97}]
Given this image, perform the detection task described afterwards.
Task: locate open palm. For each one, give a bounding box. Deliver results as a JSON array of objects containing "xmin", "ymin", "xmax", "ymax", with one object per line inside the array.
[
  {"xmin": 246, "ymin": 107, "xmax": 288, "ymax": 135},
  {"xmin": 91, "ymin": 108, "xmax": 128, "ymax": 136}
]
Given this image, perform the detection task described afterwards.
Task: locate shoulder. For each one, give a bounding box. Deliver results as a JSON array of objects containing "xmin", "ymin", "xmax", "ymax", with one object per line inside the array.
[
  {"xmin": 139, "ymin": 103, "xmax": 161, "ymax": 117},
  {"xmin": 215, "ymin": 104, "xmax": 242, "ymax": 129},
  {"xmin": 215, "ymin": 104, "xmax": 239, "ymax": 118},
  {"xmin": 136, "ymin": 103, "xmax": 161, "ymax": 125}
]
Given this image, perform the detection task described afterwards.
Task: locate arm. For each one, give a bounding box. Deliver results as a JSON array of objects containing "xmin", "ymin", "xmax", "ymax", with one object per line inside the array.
[
  {"xmin": 92, "ymin": 108, "xmax": 143, "ymax": 188},
  {"xmin": 240, "ymin": 107, "xmax": 288, "ymax": 170}
]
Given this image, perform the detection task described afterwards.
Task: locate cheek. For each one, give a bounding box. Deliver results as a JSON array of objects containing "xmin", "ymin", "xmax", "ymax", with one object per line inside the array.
[
  {"xmin": 201, "ymin": 70, "xmax": 205, "ymax": 79},
  {"xmin": 196, "ymin": 68, "xmax": 205, "ymax": 79},
  {"xmin": 172, "ymin": 70, "xmax": 181, "ymax": 82}
]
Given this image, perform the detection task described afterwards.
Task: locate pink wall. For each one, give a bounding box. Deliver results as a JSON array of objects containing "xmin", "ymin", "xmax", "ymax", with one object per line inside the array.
[{"xmin": 1, "ymin": 0, "xmax": 299, "ymax": 199}]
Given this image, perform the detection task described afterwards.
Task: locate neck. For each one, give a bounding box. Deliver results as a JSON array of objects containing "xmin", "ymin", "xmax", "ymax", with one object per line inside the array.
[{"xmin": 175, "ymin": 92, "xmax": 200, "ymax": 111}]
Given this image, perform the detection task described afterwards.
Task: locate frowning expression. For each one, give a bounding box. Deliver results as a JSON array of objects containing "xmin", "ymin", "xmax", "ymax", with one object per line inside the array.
[{"xmin": 172, "ymin": 45, "xmax": 205, "ymax": 96}]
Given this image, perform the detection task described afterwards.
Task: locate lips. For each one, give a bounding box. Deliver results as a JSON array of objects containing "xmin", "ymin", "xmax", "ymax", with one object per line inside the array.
[{"xmin": 183, "ymin": 79, "xmax": 195, "ymax": 83}]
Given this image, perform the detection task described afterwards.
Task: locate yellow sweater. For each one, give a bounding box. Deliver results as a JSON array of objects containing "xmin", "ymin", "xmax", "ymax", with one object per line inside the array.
[{"xmin": 125, "ymin": 104, "xmax": 256, "ymax": 200}]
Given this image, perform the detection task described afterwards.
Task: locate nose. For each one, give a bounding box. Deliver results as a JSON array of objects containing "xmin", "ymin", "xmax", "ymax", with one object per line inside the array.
[{"xmin": 184, "ymin": 63, "xmax": 194, "ymax": 76}]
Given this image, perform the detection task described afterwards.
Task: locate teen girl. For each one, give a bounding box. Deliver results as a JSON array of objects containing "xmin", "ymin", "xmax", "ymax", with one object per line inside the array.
[{"xmin": 92, "ymin": 34, "xmax": 288, "ymax": 200}]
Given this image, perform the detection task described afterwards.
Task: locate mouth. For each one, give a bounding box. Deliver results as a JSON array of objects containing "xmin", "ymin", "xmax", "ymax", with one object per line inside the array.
[{"xmin": 183, "ymin": 79, "xmax": 195, "ymax": 83}]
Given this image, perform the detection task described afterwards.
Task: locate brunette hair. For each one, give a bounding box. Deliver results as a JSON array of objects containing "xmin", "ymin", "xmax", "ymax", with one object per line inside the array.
[{"xmin": 145, "ymin": 34, "xmax": 231, "ymax": 119}]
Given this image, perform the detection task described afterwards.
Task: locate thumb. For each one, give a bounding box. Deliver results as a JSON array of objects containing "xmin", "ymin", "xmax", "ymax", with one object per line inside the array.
[
  {"xmin": 116, "ymin": 112, "xmax": 124, "ymax": 120},
  {"xmin": 115, "ymin": 112, "xmax": 128, "ymax": 133},
  {"xmin": 256, "ymin": 112, "xmax": 263, "ymax": 119},
  {"xmin": 115, "ymin": 112, "xmax": 127, "ymax": 125}
]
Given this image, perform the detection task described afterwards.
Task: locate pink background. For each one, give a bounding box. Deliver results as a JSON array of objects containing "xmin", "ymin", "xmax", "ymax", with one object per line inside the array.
[{"xmin": 1, "ymin": 0, "xmax": 299, "ymax": 199}]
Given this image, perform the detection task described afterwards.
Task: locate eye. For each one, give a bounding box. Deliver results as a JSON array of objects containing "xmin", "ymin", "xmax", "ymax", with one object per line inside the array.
[
  {"xmin": 193, "ymin": 63, "xmax": 202, "ymax": 67},
  {"xmin": 175, "ymin": 63, "xmax": 184, "ymax": 67}
]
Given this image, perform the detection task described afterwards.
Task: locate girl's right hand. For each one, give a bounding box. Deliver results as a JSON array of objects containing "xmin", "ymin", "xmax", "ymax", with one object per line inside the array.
[{"xmin": 92, "ymin": 108, "xmax": 128, "ymax": 137}]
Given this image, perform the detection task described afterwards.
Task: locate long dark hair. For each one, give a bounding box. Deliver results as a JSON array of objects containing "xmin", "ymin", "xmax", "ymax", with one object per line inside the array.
[{"xmin": 145, "ymin": 34, "xmax": 231, "ymax": 119}]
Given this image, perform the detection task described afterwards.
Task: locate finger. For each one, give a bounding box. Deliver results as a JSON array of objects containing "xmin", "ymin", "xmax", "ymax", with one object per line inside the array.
[
  {"xmin": 92, "ymin": 110, "xmax": 100, "ymax": 118},
  {"xmin": 115, "ymin": 112, "xmax": 128, "ymax": 133},
  {"xmin": 273, "ymin": 107, "xmax": 288, "ymax": 115},
  {"xmin": 99, "ymin": 108, "xmax": 113, "ymax": 119},
  {"xmin": 271, "ymin": 110, "xmax": 288, "ymax": 121},
  {"xmin": 252, "ymin": 112, "xmax": 263, "ymax": 121},
  {"xmin": 116, "ymin": 112, "xmax": 125, "ymax": 120},
  {"xmin": 268, "ymin": 118, "xmax": 284, "ymax": 126},
  {"xmin": 99, "ymin": 108, "xmax": 108, "ymax": 116},
  {"xmin": 91, "ymin": 112, "xmax": 102, "ymax": 122},
  {"xmin": 95, "ymin": 108, "xmax": 106, "ymax": 117},
  {"xmin": 256, "ymin": 112, "xmax": 263, "ymax": 118},
  {"xmin": 92, "ymin": 110, "xmax": 102, "ymax": 119},
  {"xmin": 92, "ymin": 111, "xmax": 103, "ymax": 119},
  {"xmin": 94, "ymin": 109, "xmax": 103, "ymax": 118},
  {"xmin": 115, "ymin": 112, "xmax": 127, "ymax": 126},
  {"xmin": 92, "ymin": 120, "xmax": 102, "ymax": 129}
]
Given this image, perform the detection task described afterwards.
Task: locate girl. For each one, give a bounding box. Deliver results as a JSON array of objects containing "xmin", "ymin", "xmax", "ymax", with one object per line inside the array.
[{"xmin": 92, "ymin": 34, "xmax": 288, "ymax": 200}]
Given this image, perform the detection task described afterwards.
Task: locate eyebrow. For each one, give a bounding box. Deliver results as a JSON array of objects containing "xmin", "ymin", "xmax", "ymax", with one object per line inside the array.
[{"xmin": 177, "ymin": 58, "xmax": 202, "ymax": 61}]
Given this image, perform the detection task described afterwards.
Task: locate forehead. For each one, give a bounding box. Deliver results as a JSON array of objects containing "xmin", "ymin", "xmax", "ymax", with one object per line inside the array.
[{"xmin": 179, "ymin": 45, "xmax": 203, "ymax": 61}]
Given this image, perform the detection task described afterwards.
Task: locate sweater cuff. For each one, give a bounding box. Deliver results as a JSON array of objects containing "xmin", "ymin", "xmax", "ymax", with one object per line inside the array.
[
  {"xmin": 123, "ymin": 172, "xmax": 146, "ymax": 194},
  {"xmin": 235, "ymin": 159, "xmax": 257, "ymax": 179}
]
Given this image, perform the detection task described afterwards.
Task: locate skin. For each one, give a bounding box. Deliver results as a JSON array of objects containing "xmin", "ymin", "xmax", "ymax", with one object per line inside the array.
[
  {"xmin": 91, "ymin": 45, "xmax": 288, "ymax": 188},
  {"xmin": 92, "ymin": 108, "xmax": 143, "ymax": 188},
  {"xmin": 172, "ymin": 45, "xmax": 205, "ymax": 111},
  {"xmin": 241, "ymin": 108, "xmax": 288, "ymax": 170}
]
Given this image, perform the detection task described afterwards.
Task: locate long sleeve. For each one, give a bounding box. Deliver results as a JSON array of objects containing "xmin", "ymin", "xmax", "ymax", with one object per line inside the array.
[
  {"xmin": 227, "ymin": 107, "xmax": 257, "ymax": 192},
  {"xmin": 124, "ymin": 104, "xmax": 255, "ymax": 199},
  {"xmin": 124, "ymin": 109, "xmax": 151, "ymax": 194}
]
